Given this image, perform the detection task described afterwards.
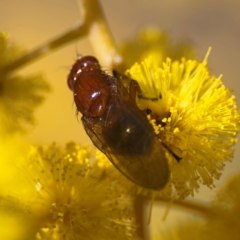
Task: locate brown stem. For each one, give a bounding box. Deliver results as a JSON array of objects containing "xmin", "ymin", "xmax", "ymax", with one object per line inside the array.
[
  {"xmin": 154, "ymin": 199, "xmax": 215, "ymax": 217},
  {"xmin": 0, "ymin": 0, "xmax": 122, "ymax": 75},
  {"xmin": 77, "ymin": 0, "xmax": 121, "ymax": 67},
  {"xmin": 134, "ymin": 195, "xmax": 150, "ymax": 240},
  {"xmin": 0, "ymin": 21, "xmax": 88, "ymax": 75}
]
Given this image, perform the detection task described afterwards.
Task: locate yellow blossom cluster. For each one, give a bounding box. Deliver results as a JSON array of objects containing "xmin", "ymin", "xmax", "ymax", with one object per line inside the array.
[
  {"xmin": 126, "ymin": 48, "xmax": 240, "ymax": 198},
  {"xmin": 0, "ymin": 141, "xmax": 138, "ymax": 240}
]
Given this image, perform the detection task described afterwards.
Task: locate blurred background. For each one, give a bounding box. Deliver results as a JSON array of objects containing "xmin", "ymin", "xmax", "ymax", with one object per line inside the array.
[{"xmin": 0, "ymin": 0, "xmax": 240, "ymax": 237}]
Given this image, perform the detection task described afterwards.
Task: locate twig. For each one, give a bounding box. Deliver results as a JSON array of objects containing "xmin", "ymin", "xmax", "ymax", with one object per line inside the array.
[
  {"xmin": 0, "ymin": 0, "xmax": 122, "ymax": 75},
  {"xmin": 154, "ymin": 198, "xmax": 215, "ymax": 217},
  {"xmin": 134, "ymin": 195, "xmax": 150, "ymax": 240},
  {"xmin": 0, "ymin": 21, "xmax": 87, "ymax": 75}
]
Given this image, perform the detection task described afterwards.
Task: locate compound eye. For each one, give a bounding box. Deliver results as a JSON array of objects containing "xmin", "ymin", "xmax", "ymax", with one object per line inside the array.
[
  {"xmin": 67, "ymin": 75, "xmax": 75, "ymax": 91},
  {"xmin": 67, "ymin": 56, "xmax": 101, "ymax": 92},
  {"xmin": 81, "ymin": 56, "xmax": 100, "ymax": 71}
]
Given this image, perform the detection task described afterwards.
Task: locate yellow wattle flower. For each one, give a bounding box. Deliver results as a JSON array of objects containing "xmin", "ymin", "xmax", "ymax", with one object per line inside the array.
[
  {"xmin": 126, "ymin": 48, "xmax": 240, "ymax": 198},
  {"xmin": 0, "ymin": 142, "xmax": 137, "ymax": 240}
]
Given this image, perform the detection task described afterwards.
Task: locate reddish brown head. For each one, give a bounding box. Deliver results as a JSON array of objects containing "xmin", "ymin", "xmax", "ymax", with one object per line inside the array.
[
  {"xmin": 67, "ymin": 56, "xmax": 100, "ymax": 91},
  {"xmin": 68, "ymin": 56, "xmax": 112, "ymax": 118}
]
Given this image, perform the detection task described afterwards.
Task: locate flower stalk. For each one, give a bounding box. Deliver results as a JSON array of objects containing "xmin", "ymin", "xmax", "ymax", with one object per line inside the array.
[
  {"xmin": 134, "ymin": 195, "xmax": 150, "ymax": 240},
  {"xmin": 0, "ymin": 0, "xmax": 121, "ymax": 75},
  {"xmin": 155, "ymin": 199, "xmax": 213, "ymax": 217}
]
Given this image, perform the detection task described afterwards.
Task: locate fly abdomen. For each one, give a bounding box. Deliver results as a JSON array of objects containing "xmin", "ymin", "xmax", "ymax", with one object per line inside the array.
[{"xmin": 102, "ymin": 106, "xmax": 154, "ymax": 156}]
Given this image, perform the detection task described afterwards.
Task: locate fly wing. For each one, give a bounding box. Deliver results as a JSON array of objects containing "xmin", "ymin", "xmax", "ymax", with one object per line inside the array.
[
  {"xmin": 81, "ymin": 76, "xmax": 169, "ymax": 190},
  {"xmin": 82, "ymin": 116, "xmax": 108, "ymax": 154},
  {"xmin": 82, "ymin": 106, "xmax": 169, "ymax": 190},
  {"xmin": 105, "ymin": 137, "xmax": 169, "ymax": 190}
]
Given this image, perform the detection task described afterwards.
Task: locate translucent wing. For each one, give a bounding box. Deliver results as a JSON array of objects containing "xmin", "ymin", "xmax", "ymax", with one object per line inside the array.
[{"xmin": 81, "ymin": 77, "xmax": 169, "ymax": 190}]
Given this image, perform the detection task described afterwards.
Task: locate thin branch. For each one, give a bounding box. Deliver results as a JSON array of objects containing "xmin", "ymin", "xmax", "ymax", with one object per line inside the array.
[
  {"xmin": 0, "ymin": 0, "xmax": 122, "ymax": 75},
  {"xmin": 154, "ymin": 199, "xmax": 215, "ymax": 217},
  {"xmin": 134, "ymin": 195, "xmax": 150, "ymax": 240},
  {"xmin": 0, "ymin": 21, "xmax": 88, "ymax": 75},
  {"xmin": 77, "ymin": 0, "xmax": 122, "ymax": 67}
]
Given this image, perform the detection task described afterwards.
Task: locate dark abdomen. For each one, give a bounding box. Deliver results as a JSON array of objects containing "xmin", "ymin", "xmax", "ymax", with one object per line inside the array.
[{"xmin": 102, "ymin": 105, "xmax": 154, "ymax": 156}]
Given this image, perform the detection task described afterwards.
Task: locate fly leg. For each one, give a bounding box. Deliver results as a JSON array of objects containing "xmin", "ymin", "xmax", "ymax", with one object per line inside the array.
[
  {"xmin": 113, "ymin": 70, "xmax": 159, "ymax": 101},
  {"xmin": 129, "ymin": 79, "xmax": 141, "ymax": 100},
  {"xmin": 112, "ymin": 70, "xmax": 142, "ymax": 100},
  {"xmin": 129, "ymin": 79, "xmax": 153, "ymax": 116},
  {"xmin": 129, "ymin": 78, "xmax": 159, "ymax": 101},
  {"xmin": 112, "ymin": 70, "xmax": 152, "ymax": 114},
  {"xmin": 161, "ymin": 142, "xmax": 182, "ymax": 162}
]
